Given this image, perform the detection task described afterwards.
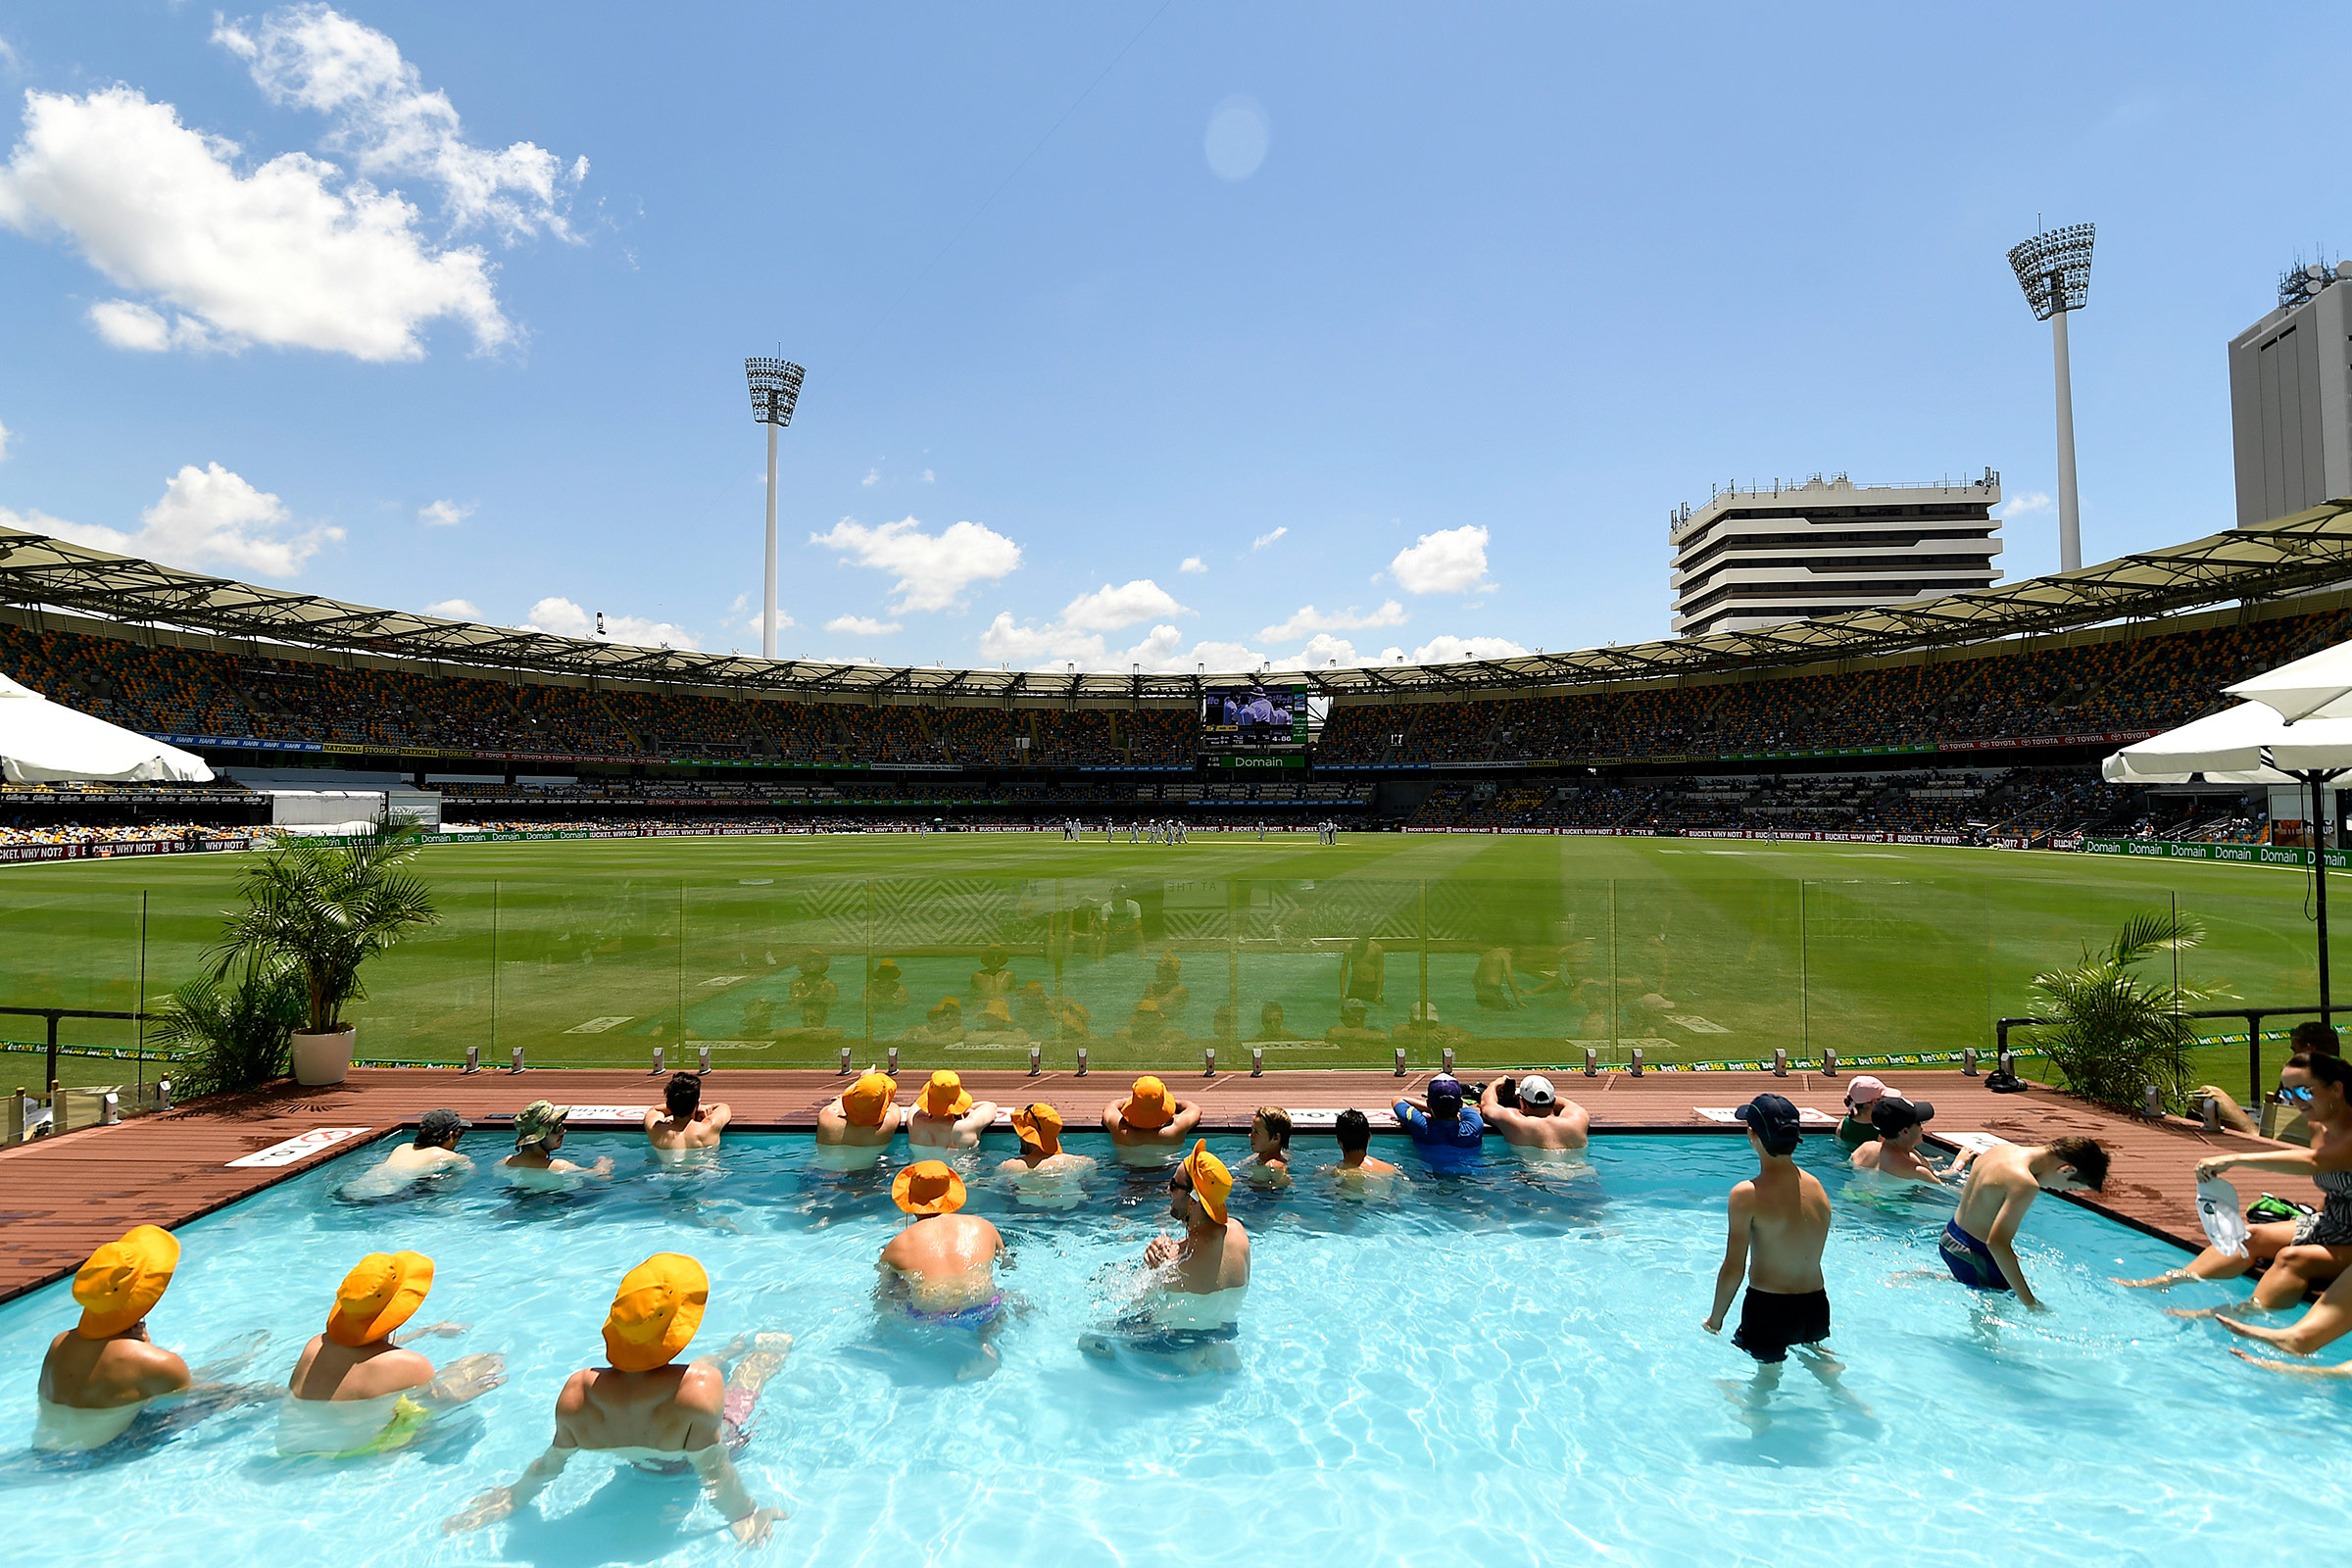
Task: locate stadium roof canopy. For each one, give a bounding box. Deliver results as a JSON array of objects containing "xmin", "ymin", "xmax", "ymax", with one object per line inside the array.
[{"xmin": 4, "ymin": 502, "xmax": 2351, "ymax": 703}]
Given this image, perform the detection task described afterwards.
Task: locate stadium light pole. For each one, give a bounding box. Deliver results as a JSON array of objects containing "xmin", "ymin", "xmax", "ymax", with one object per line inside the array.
[
  {"xmin": 745, "ymin": 358, "xmax": 807, "ymax": 660},
  {"xmin": 2006, "ymin": 223, "xmax": 2094, "ymax": 572}
]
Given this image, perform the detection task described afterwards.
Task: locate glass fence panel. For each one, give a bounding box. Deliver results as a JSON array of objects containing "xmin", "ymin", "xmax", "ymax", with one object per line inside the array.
[{"xmin": 487, "ymin": 876, "xmax": 685, "ymax": 1066}]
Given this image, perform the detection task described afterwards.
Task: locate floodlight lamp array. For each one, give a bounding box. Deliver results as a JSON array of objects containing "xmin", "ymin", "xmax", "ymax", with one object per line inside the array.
[
  {"xmin": 745, "ymin": 358, "xmax": 806, "ymax": 427},
  {"xmin": 2007, "ymin": 223, "xmax": 2095, "ymax": 320}
]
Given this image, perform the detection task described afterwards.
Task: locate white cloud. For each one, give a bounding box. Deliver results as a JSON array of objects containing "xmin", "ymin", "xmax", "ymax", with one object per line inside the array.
[
  {"xmin": 1251, "ymin": 526, "xmax": 1287, "ymax": 550},
  {"xmin": 978, "ymin": 612, "xmax": 1265, "ymax": 674},
  {"xmin": 1390, "ymin": 524, "xmax": 1492, "ymax": 594},
  {"xmin": 861, "ymin": 468, "xmax": 878, "ymax": 487},
  {"xmin": 21, "ymin": 462, "xmax": 340, "ymax": 577},
  {"xmin": 1291, "ymin": 633, "xmax": 1364, "ymax": 665},
  {"xmin": 1179, "ymin": 556, "xmax": 1206, "ymax": 574},
  {"xmin": 824, "ymin": 613, "xmax": 902, "ymax": 636},
  {"xmin": 421, "ymin": 597, "xmax": 479, "ymax": 619},
  {"xmin": 1204, "ymin": 96, "xmax": 1269, "ymax": 182},
  {"xmin": 216, "ymin": 5, "xmax": 585, "ymax": 244},
  {"xmin": 919, "ymin": 468, "xmax": 935, "ymax": 483},
  {"xmin": 1257, "ymin": 599, "xmax": 1406, "ymax": 641},
  {"xmin": 809, "ymin": 515, "xmax": 1021, "ymax": 612},
  {"xmin": 1998, "ymin": 491, "xmax": 2051, "ymax": 519},
  {"xmin": 0, "ymin": 416, "xmax": 9, "ymax": 462},
  {"xmin": 1410, "ymin": 634, "xmax": 1528, "ymax": 664},
  {"xmin": 417, "ymin": 498, "xmax": 472, "ymax": 527},
  {"xmin": 1060, "ymin": 578, "xmax": 1188, "ymax": 632},
  {"xmin": 523, "ymin": 595, "xmax": 699, "ymax": 651},
  {"xmin": 0, "ymin": 86, "xmax": 509, "ymax": 360}
]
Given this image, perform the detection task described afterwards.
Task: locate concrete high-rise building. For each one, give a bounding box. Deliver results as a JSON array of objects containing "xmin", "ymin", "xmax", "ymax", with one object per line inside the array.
[
  {"xmin": 2230, "ymin": 263, "xmax": 2352, "ymax": 527},
  {"xmin": 1668, "ymin": 472, "xmax": 2004, "ymax": 637}
]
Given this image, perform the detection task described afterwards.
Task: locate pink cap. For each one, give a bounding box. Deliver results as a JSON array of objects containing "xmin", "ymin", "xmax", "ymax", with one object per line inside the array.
[{"xmin": 1844, "ymin": 1075, "xmax": 1888, "ymax": 1105}]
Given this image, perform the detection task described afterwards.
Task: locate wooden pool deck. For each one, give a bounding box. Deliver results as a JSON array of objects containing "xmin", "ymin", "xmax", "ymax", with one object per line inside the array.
[{"xmin": 0, "ymin": 1066, "xmax": 2320, "ymax": 1306}]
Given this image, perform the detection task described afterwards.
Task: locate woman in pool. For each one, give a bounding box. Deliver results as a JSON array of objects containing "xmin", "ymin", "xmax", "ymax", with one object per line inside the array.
[
  {"xmin": 444, "ymin": 1254, "xmax": 787, "ymax": 1546},
  {"xmin": 277, "ymin": 1251, "xmax": 503, "ymax": 1458},
  {"xmin": 500, "ymin": 1102, "xmax": 614, "ymax": 1189},
  {"xmin": 876, "ymin": 1162, "xmax": 1007, "ymax": 1379}
]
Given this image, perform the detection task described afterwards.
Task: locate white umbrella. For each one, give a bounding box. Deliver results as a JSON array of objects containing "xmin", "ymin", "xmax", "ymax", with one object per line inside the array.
[
  {"xmin": 0, "ymin": 672, "xmax": 213, "ymax": 783},
  {"xmin": 2225, "ymin": 638, "xmax": 2352, "ymax": 722}
]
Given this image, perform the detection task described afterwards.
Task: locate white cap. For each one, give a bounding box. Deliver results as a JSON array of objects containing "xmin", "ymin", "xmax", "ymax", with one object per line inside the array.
[{"xmin": 1518, "ymin": 1074, "xmax": 1556, "ymax": 1107}]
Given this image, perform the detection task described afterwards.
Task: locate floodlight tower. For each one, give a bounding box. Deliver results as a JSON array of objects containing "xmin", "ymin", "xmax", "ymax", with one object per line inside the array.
[
  {"xmin": 2006, "ymin": 223, "xmax": 2095, "ymax": 572},
  {"xmin": 745, "ymin": 358, "xmax": 807, "ymax": 659}
]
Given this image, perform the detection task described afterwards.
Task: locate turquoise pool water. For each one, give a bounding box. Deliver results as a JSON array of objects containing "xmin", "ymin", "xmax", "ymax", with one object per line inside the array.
[{"xmin": 1, "ymin": 1129, "xmax": 2342, "ymax": 1566}]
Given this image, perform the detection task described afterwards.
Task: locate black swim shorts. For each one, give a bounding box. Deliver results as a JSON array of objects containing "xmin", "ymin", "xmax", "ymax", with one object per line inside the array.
[{"xmin": 1732, "ymin": 1287, "xmax": 1831, "ymax": 1364}]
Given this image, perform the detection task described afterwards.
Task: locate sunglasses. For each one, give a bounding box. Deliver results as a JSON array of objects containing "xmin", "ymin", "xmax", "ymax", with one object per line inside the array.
[{"xmin": 2279, "ymin": 1087, "xmax": 2316, "ymax": 1104}]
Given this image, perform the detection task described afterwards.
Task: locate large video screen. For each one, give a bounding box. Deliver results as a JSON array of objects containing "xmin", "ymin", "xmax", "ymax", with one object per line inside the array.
[{"xmin": 1201, "ymin": 683, "xmax": 1307, "ymax": 746}]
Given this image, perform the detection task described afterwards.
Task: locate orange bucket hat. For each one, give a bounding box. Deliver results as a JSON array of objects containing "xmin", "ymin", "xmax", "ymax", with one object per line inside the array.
[
  {"xmin": 1011, "ymin": 1102, "xmax": 1062, "ymax": 1155},
  {"xmin": 892, "ymin": 1159, "xmax": 967, "ymax": 1215},
  {"xmin": 72, "ymin": 1225, "xmax": 179, "ymax": 1340},
  {"xmin": 326, "ymin": 1251, "xmax": 435, "ymax": 1347},
  {"xmin": 603, "ymin": 1253, "xmax": 709, "ymax": 1372},
  {"xmin": 842, "ymin": 1070, "xmax": 895, "ymax": 1128},
  {"xmin": 1180, "ymin": 1140, "xmax": 1233, "ymax": 1225},
  {"xmin": 1122, "ymin": 1074, "xmax": 1174, "ymax": 1130},
  {"xmin": 919, "ymin": 1069, "xmax": 973, "ymax": 1118}
]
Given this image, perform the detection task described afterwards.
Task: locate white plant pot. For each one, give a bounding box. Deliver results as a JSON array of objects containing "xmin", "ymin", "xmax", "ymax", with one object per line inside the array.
[{"xmin": 292, "ymin": 1027, "xmax": 355, "ymax": 1087}]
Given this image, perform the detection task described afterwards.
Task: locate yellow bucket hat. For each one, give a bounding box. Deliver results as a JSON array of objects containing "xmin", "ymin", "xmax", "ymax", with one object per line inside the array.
[
  {"xmin": 892, "ymin": 1159, "xmax": 967, "ymax": 1215},
  {"xmin": 1011, "ymin": 1102, "xmax": 1062, "ymax": 1155},
  {"xmin": 1181, "ymin": 1140, "xmax": 1233, "ymax": 1226},
  {"xmin": 919, "ymin": 1069, "xmax": 974, "ymax": 1118},
  {"xmin": 326, "ymin": 1251, "xmax": 435, "ymax": 1348},
  {"xmin": 603, "ymin": 1253, "xmax": 709, "ymax": 1373},
  {"xmin": 73, "ymin": 1225, "xmax": 179, "ymax": 1340},
  {"xmin": 1122, "ymin": 1075, "xmax": 1174, "ymax": 1130},
  {"xmin": 842, "ymin": 1070, "xmax": 895, "ymax": 1128}
]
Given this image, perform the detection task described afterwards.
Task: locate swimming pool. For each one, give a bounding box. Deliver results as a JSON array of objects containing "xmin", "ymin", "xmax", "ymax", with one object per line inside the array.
[{"xmin": 2, "ymin": 1130, "xmax": 2341, "ymax": 1566}]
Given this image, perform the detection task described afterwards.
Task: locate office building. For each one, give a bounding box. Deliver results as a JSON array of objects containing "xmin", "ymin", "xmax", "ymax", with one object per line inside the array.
[{"xmin": 2230, "ymin": 262, "xmax": 2352, "ymax": 527}]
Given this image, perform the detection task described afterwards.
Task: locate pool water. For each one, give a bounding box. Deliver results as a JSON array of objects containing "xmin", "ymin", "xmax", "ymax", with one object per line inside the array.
[{"xmin": 1, "ymin": 1130, "xmax": 2343, "ymax": 1567}]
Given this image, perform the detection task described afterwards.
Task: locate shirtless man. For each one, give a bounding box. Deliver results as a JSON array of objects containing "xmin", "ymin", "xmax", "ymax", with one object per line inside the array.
[
  {"xmin": 1242, "ymin": 1106, "xmax": 1294, "ymax": 1189},
  {"xmin": 906, "ymin": 1070, "xmax": 999, "ymax": 1153},
  {"xmin": 1480, "ymin": 1075, "xmax": 1590, "ymax": 1161},
  {"xmin": 341, "ymin": 1108, "xmax": 472, "ymax": 1198},
  {"xmin": 279, "ymin": 1250, "xmax": 503, "ymax": 1457},
  {"xmin": 1082, "ymin": 1141, "xmax": 1250, "ymax": 1372},
  {"xmin": 500, "ymin": 1101, "xmax": 614, "ymax": 1188},
  {"xmin": 1938, "ymin": 1135, "xmax": 2109, "ymax": 1310},
  {"xmin": 997, "ymin": 1102, "xmax": 1096, "ymax": 1208},
  {"xmin": 1847, "ymin": 1097, "xmax": 1943, "ymax": 1185},
  {"xmin": 1703, "ymin": 1095, "xmax": 1834, "ymax": 1366},
  {"xmin": 877, "ymin": 1162, "xmax": 1008, "ymax": 1379},
  {"xmin": 445, "ymin": 1254, "xmax": 786, "ymax": 1544},
  {"xmin": 1102, "ymin": 1075, "xmax": 1202, "ymax": 1168},
  {"xmin": 814, "ymin": 1071, "xmax": 902, "ymax": 1172},
  {"xmin": 646, "ymin": 1073, "xmax": 731, "ymax": 1161},
  {"xmin": 1326, "ymin": 1108, "xmax": 1406, "ymax": 1191},
  {"xmin": 35, "ymin": 1226, "xmax": 194, "ymax": 1452}
]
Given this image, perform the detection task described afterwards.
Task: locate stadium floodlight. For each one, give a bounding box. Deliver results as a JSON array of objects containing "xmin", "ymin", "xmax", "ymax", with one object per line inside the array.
[
  {"xmin": 2006, "ymin": 223, "xmax": 2094, "ymax": 572},
  {"xmin": 745, "ymin": 358, "xmax": 807, "ymax": 660}
]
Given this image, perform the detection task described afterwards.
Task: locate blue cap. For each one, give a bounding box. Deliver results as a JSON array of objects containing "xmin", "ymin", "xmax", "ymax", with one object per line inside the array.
[
  {"xmin": 1427, "ymin": 1074, "xmax": 1464, "ymax": 1105},
  {"xmin": 1734, "ymin": 1093, "xmax": 1802, "ymax": 1152}
]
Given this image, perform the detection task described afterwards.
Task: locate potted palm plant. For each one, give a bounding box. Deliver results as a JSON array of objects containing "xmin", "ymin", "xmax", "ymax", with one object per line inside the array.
[
  {"xmin": 2020, "ymin": 907, "xmax": 2226, "ymax": 1114},
  {"xmin": 215, "ymin": 813, "xmax": 439, "ymax": 1086}
]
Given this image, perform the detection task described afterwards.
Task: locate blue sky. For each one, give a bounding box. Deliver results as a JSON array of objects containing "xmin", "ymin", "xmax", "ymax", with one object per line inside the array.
[{"xmin": 0, "ymin": 3, "xmax": 2345, "ymax": 671}]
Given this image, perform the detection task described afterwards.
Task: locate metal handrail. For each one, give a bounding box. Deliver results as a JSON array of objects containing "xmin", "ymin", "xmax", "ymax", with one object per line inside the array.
[
  {"xmin": 1996, "ymin": 1004, "xmax": 2352, "ymax": 1114},
  {"xmin": 0, "ymin": 1005, "xmax": 155, "ymax": 1095}
]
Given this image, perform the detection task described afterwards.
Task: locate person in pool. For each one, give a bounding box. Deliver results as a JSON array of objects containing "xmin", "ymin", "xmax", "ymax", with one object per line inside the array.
[
  {"xmin": 877, "ymin": 1162, "xmax": 1007, "ymax": 1379},
  {"xmin": 1938, "ymin": 1135, "xmax": 2109, "ymax": 1310},
  {"xmin": 2125, "ymin": 1052, "xmax": 2352, "ymax": 1313},
  {"xmin": 1848, "ymin": 1097, "xmax": 1944, "ymax": 1185},
  {"xmin": 997, "ymin": 1102, "xmax": 1096, "ymax": 1205},
  {"xmin": 1102, "ymin": 1075, "xmax": 1201, "ymax": 1167},
  {"xmin": 1081, "ymin": 1141, "xmax": 1250, "ymax": 1372},
  {"xmin": 1326, "ymin": 1108, "xmax": 1407, "ymax": 1192},
  {"xmin": 342, "ymin": 1108, "xmax": 473, "ymax": 1197},
  {"xmin": 1834, "ymin": 1077, "xmax": 1891, "ymax": 1152},
  {"xmin": 278, "ymin": 1251, "xmax": 504, "ymax": 1458},
  {"xmin": 500, "ymin": 1101, "xmax": 614, "ymax": 1188},
  {"xmin": 34, "ymin": 1226, "xmax": 195, "ymax": 1453},
  {"xmin": 1242, "ymin": 1106, "xmax": 1294, "ymax": 1189},
  {"xmin": 1702, "ymin": 1095, "xmax": 1835, "ymax": 1366},
  {"xmin": 645, "ymin": 1073, "xmax": 732, "ymax": 1161},
  {"xmin": 1479, "ymin": 1075, "xmax": 1589, "ymax": 1160},
  {"xmin": 444, "ymin": 1254, "xmax": 787, "ymax": 1546},
  {"xmin": 815, "ymin": 1071, "xmax": 903, "ymax": 1171},
  {"xmin": 906, "ymin": 1070, "xmax": 998, "ymax": 1153},
  {"xmin": 1394, "ymin": 1074, "xmax": 1486, "ymax": 1172}
]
